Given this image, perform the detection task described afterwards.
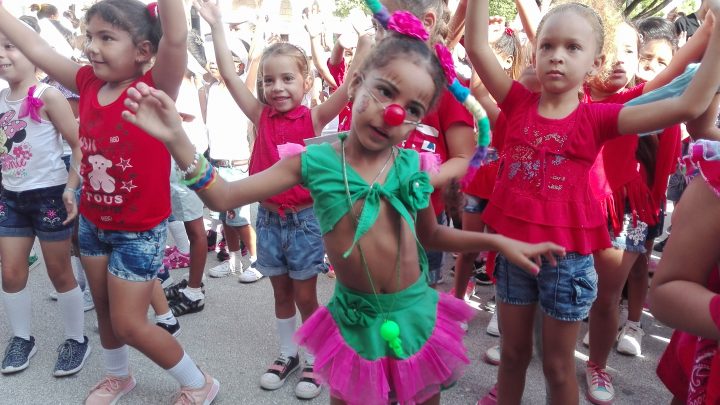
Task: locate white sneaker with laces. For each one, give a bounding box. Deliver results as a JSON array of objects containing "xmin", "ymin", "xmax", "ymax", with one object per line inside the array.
[
  {"xmin": 616, "ymin": 321, "xmax": 644, "ymax": 356},
  {"xmin": 208, "ymin": 261, "xmax": 236, "ymax": 278},
  {"xmin": 238, "ymin": 267, "xmax": 263, "ymax": 283},
  {"xmin": 585, "ymin": 362, "xmax": 614, "ymax": 404},
  {"xmin": 486, "ymin": 311, "xmax": 500, "ymax": 337}
]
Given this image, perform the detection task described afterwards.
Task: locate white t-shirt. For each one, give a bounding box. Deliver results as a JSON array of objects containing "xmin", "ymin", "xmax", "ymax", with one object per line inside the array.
[
  {"xmin": 0, "ymin": 84, "xmax": 67, "ymax": 191},
  {"xmin": 176, "ymin": 79, "xmax": 208, "ymax": 154},
  {"xmin": 205, "ymin": 81, "xmax": 251, "ymax": 161}
]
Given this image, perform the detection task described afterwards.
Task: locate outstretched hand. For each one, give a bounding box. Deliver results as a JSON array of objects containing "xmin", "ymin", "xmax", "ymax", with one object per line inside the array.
[
  {"xmin": 193, "ymin": 0, "xmax": 223, "ymax": 26},
  {"xmin": 497, "ymin": 236, "xmax": 566, "ymax": 276},
  {"xmin": 121, "ymin": 82, "xmax": 183, "ymax": 144}
]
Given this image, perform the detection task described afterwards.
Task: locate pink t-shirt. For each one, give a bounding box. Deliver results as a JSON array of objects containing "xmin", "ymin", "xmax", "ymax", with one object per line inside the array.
[
  {"xmin": 402, "ymin": 88, "xmax": 475, "ymax": 216},
  {"xmin": 482, "ymin": 81, "xmax": 623, "ymax": 254},
  {"xmin": 249, "ymin": 105, "xmax": 314, "ymax": 209},
  {"xmin": 76, "ymin": 66, "xmax": 170, "ymax": 231}
]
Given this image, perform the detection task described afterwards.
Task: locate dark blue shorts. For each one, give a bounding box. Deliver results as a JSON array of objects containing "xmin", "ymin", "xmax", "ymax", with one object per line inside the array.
[
  {"xmin": 78, "ymin": 215, "xmax": 167, "ymax": 282},
  {"xmin": 495, "ymin": 252, "xmax": 597, "ymax": 322},
  {"xmin": 255, "ymin": 206, "xmax": 326, "ymax": 280},
  {"xmin": 0, "ymin": 184, "xmax": 72, "ymax": 241}
]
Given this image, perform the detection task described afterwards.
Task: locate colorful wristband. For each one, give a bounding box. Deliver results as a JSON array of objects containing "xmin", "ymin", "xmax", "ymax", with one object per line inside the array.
[{"xmin": 710, "ymin": 294, "xmax": 720, "ymax": 332}]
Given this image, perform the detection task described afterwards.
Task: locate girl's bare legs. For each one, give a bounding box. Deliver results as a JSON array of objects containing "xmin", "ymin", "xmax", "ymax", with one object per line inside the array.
[
  {"xmin": 626, "ymin": 241, "xmax": 652, "ymax": 324},
  {"xmin": 184, "ymin": 217, "xmax": 207, "ymax": 289},
  {"xmin": 83, "ymin": 255, "xmax": 182, "ymax": 368},
  {"xmin": 150, "ymin": 279, "xmax": 171, "ymax": 315},
  {"xmin": 541, "ymin": 316, "xmax": 582, "ymax": 405},
  {"xmin": 453, "ymin": 211, "xmax": 484, "ymax": 300},
  {"xmin": 293, "ymin": 277, "xmax": 319, "ymax": 322},
  {"xmin": 497, "ymin": 302, "xmax": 536, "ymax": 405},
  {"xmin": 0, "ymin": 237, "xmax": 49, "ymax": 292},
  {"xmin": 270, "ymin": 274, "xmax": 319, "ymax": 322},
  {"xmin": 40, "ymin": 238, "xmax": 77, "ymax": 293},
  {"xmin": 589, "ymin": 248, "xmax": 639, "ymax": 368}
]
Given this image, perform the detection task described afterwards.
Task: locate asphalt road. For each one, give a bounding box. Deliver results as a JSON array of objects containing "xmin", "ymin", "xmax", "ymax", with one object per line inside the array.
[{"xmin": 0, "ymin": 244, "xmax": 673, "ymax": 405}]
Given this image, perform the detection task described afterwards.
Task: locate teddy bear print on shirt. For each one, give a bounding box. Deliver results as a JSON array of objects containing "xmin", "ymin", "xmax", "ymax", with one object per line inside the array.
[{"xmin": 87, "ymin": 154, "xmax": 116, "ymax": 193}]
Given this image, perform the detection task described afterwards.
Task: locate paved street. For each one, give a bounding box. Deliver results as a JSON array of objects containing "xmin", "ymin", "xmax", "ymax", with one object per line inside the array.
[{"xmin": 0, "ymin": 245, "xmax": 673, "ymax": 405}]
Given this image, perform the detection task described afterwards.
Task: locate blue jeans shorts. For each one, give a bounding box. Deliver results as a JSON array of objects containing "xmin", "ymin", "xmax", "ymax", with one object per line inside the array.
[
  {"xmin": 426, "ymin": 212, "xmax": 447, "ymax": 285},
  {"xmin": 78, "ymin": 215, "xmax": 167, "ymax": 282},
  {"xmin": 610, "ymin": 212, "xmax": 649, "ymax": 254},
  {"xmin": 463, "ymin": 194, "xmax": 489, "ymax": 214},
  {"xmin": 255, "ymin": 206, "xmax": 326, "ymax": 280},
  {"xmin": 213, "ymin": 166, "xmax": 252, "ymax": 227},
  {"xmin": 0, "ymin": 184, "xmax": 73, "ymax": 241},
  {"xmin": 495, "ymin": 252, "xmax": 598, "ymax": 322}
]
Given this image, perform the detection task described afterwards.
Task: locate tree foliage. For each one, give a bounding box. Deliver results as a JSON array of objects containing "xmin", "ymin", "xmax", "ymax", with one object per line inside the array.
[{"xmin": 334, "ymin": 0, "xmax": 368, "ymax": 18}]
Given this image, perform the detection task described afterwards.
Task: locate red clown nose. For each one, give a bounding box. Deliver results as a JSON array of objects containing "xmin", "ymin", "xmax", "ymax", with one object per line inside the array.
[{"xmin": 383, "ymin": 104, "xmax": 406, "ymax": 126}]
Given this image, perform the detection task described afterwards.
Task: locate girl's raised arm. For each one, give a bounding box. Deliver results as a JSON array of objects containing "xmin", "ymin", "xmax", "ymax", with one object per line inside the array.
[
  {"xmin": 618, "ymin": 12, "xmax": 720, "ymax": 135},
  {"xmin": 644, "ymin": 16, "xmax": 715, "ymax": 94},
  {"xmin": 311, "ymin": 33, "xmax": 372, "ymax": 135},
  {"xmin": 0, "ymin": 6, "xmax": 79, "ymax": 93},
  {"xmin": 465, "ymin": 0, "xmax": 513, "ymax": 104},
  {"xmin": 194, "ymin": 0, "xmax": 264, "ymax": 125},
  {"xmin": 514, "ymin": 0, "xmax": 541, "ymax": 45},
  {"xmin": 122, "ymin": 82, "xmax": 301, "ymax": 211},
  {"xmin": 152, "ymin": 0, "xmax": 188, "ymax": 100}
]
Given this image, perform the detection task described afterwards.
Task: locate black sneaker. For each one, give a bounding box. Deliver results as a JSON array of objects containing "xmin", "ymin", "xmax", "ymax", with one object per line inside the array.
[
  {"xmin": 164, "ymin": 279, "xmax": 205, "ymax": 303},
  {"xmin": 1, "ymin": 336, "xmax": 37, "ymax": 374},
  {"xmin": 653, "ymin": 237, "xmax": 668, "ymax": 253},
  {"xmin": 217, "ymin": 249, "xmax": 229, "ymax": 262},
  {"xmin": 53, "ymin": 336, "xmax": 91, "ymax": 377},
  {"xmin": 170, "ymin": 293, "xmax": 205, "ymax": 317},
  {"xmin": 474, "ymin": 261, "xmax": 492, "ymax": 285},
  {"xmin": 156, "ymin": 320, "xmax": 181, "ymax": 337},
  {"xmin": 259, "ymin": 354, "xmax": 300, "ymax": 390}
]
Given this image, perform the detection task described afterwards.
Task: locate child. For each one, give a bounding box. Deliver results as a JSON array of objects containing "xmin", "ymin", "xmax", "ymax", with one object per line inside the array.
[
  {"xmin": 0, "ymin": 1, "xmax": 219, "ymax": 403},
  {"xmin": 651, "ymin": 100, "xmax": 720, "ymax": 404},
  {"xmin": 0, "ymin": 25, "xmax": 86, "ymax": 376},
  {"xmin": 195, "ymin": 0, "xmax": 367, "ymax": 398},
  {"xmin": 383, "ymin": 0, "xmax": 478, "ymax": 288},
  {"xmin": 121, "ymin": 15, "xmax": 567, "ymax": 405},
  {"xmin": 465, "ymin": 0, "xmax": 720, "ymax": 403},
  {"xmin": 582, "ymin": 15, "xmax": 710, "ymax": 403}
]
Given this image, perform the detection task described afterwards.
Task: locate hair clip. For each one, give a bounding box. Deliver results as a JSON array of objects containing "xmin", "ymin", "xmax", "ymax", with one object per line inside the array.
[
  {"xmin": 505, "ymin": 27, "xmax": 514, "ymax": 36},
  {"xmin": 147, "ymin": 2, "xmax": 159, "ymax": 19}
]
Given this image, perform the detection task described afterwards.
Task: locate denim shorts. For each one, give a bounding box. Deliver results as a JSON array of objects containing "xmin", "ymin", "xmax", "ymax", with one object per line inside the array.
[
  {"xmin": 426, "ymin": 212, "xmax": 447, "ymax": 285},
  {"xmin": 214, "ymin": 166, "xmax": 251, "ymax": 227},
  {"xmin": 495, "ymin": 252, "xmax": 598, "ymax": 322},
  {"xmin": 610, "ymin": 212, "xmax": 649, "ymax": 254},
  {"xmin": 0, "ymin": 184, "xmax": 73, "ymax": 241},
  {"xmin": 78, "ymin": 215, "xmax": 167, "ymax": 282},
  {"xmin": 255, "ymin": 206, "xmax": 326, "ymax": 280},
  {"xmin": 463, "ymin": 194, "xmax": 489, "ymax": 214}
]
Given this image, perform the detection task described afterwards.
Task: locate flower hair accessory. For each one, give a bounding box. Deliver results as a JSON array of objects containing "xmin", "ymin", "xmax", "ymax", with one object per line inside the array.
[
  {"xmin": 147, "ymin": 2, "xmax": 159, "ymax": 19},
  {"xmin": 505, "ymin": 27, "xmax": 514, "ymax": 36},
  {"xmin": 387, "ymin": 11, "xmax": 429, "ymax": 41},
  {"xmin": 18, "ymin": 85, "xmax": 44, "ymax": 123},
  {"xmin": 364, "ymin": 0, "xmax": 492, "ymax": 188}
]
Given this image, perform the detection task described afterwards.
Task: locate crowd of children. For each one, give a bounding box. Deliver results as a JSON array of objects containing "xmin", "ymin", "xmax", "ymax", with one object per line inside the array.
[{"xmin": 0, "ymin": 0, "xmax": 719, "ymax": 404}]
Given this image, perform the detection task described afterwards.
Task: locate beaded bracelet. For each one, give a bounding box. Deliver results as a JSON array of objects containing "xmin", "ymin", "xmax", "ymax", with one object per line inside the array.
[
  {"xmin": 177, "ymin": 151, "xmax": 201, "ymax": 180},
  {"xmin": 181, "ymin": 155, "xmax": 208, "ymax": 186}
]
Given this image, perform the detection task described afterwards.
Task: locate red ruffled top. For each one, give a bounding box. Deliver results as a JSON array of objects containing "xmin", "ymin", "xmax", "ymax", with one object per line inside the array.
[{"xmin": 482, "ymin": 81, "xmax": 623, "ymax": 254}]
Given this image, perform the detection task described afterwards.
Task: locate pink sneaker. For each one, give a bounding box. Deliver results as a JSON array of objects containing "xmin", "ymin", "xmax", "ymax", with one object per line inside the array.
[
  {"xmin": 85, "ymin": 374, "xmax": 136, "ymax": 405},
  {"xmin": 164, "ymin": 249, "xmax": 191, "ymax": 270},
  {"xmin": 173, "ymin": 371, "xmax": 219, "ymax": 405},
  {"xmin": 477, "ymin": 384, "xmax": 497, "ymax": 405}
]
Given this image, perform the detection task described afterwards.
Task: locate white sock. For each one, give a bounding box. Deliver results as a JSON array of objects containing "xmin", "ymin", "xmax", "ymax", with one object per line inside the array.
[
  {"xmin": 181, "ymin": 287, "xmax": 205, "ymax": 301},
  {"xmin": 168, "ymin": 221, "xmax": 190, "ymax": 254},
  {"xmin": 103, "ymin": 346, "xmax": 130, "ymax": 377},
  {"xmin": 57, "ymin": 286, "xmax": 85, "ymax": 343},
  {"xmin": 71, "ymin": 256, "xmax": 86, "ymax": 291},
  {"xmin": 167, "ymin": 352, "xmax": 205, "ymax": 389},
  {"xmin": 304, "ymin": 352, "xmax": 315, "ymax": 366},
  {"xmin": 277, "ymin": 316, "xmax": 298, "ymax": 358},
  {"xmin": 2, "ymin": 288, "xmax": 31, "ymax": 340},
  {"xmin": 229, "ymin": 250, "xmax": 241, "ymax": 270},
  {"xmin": 626, "ymin": 319, "xmax": 641, "ymax": 328},
  {"xmin": 155, "ymin": 310, "xmax": 177, "ymax": 325}
]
